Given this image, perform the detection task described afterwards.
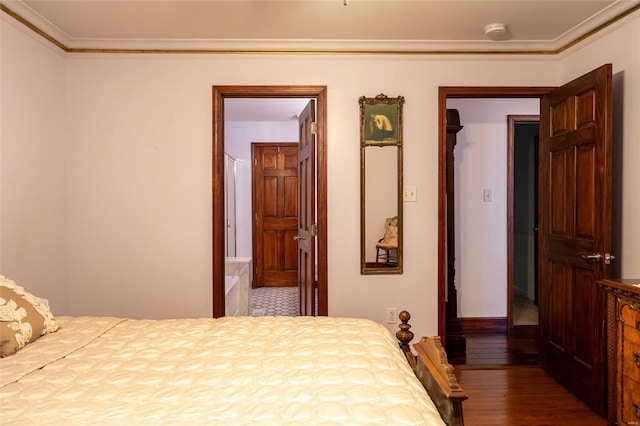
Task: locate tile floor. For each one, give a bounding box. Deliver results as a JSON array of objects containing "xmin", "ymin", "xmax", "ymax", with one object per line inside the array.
[{"xmin": 249, "ymin": 286, "xmax": 299, "ymax": 316}]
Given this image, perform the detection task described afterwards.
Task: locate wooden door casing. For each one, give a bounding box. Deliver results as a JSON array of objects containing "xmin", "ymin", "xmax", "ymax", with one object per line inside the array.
[
  {"xmin": 437, "ymin": 86, "xmax": 555, "ymax": 342},
  {"xmin": 211, "ymin": 85, "xmax": 328, "ymax": 318},
  {"xmin": 539, "ymin": 64, "xmax": 612, "ymax": 416},
  {"xmin": 252, "ymin": 143, "xmax": 299, "ymax": 287},
  {"xmin": 298, "ymin": 100, "xmax": 316, "ymax": 316}
]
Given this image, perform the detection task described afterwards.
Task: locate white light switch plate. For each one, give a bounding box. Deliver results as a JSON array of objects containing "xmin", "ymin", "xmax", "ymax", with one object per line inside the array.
[{"xmin": 403, "ymin": 185, "xmax": 417, "ymax": 202}]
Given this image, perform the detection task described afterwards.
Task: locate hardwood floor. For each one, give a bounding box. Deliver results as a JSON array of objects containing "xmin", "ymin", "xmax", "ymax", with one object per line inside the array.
[{"xmin": 452, "ymin": 326, "xmax": 606, "ymax": 425}]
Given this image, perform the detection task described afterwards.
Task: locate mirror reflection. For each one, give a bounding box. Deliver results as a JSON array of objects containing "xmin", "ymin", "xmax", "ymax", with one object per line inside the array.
[{"xmin": 360, "ymin": 94, "xmax": 403, "ymax": 274}]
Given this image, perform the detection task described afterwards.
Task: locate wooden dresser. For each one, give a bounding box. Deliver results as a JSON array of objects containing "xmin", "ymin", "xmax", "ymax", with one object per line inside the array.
[{"xmin": 600, "ymin": 278, "xmax": 640, "ymax": 425}]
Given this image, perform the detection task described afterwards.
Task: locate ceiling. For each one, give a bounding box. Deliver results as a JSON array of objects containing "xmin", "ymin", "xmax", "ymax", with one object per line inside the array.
[
  {"xmin": 4, "ymin": 0, "xmax": 640, "ymax": 54},
  {"xmin": 225, "ymin": 98, "xmax": 312, "ymax": 122}
]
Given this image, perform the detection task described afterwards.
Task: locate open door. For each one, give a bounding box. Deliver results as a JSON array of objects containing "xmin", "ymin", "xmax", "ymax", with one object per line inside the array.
[
  {"xmin": 538, "ymin": 64, "xmax": 613, "ymax": 415},
  {"xmin": 297, "ymin": 100, "xmax": 316, "ymax": 316}
]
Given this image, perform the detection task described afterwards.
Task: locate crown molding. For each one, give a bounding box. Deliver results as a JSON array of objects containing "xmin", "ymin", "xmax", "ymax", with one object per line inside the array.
[
  {"xmin": 553, "ymin": 0, "xmax": 640, "ymax": 48},
  {"xmin": 1, "ymin": 0, "xmax": 639, "ymax": 56},
  {"xmin": 62, "ymin": 38, "xmax": 562, "ymax": 55},
  {"xmin": 1, "ymin": 1, "xmax": 70, "ymax": 49}
]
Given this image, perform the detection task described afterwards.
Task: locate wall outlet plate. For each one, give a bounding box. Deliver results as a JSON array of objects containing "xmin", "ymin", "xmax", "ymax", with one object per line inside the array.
[{"xmin": 386, "ymin": 308, "xmax": 397, "ymax": 324}]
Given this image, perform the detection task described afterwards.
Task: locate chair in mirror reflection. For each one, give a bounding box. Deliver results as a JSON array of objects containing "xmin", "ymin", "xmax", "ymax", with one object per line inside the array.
[{"xmin": 375, "ymin": 216, "xmax": 398, "ymax": 267}]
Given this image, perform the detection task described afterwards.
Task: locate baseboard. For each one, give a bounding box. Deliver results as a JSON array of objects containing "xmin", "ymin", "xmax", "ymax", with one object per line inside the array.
[{"xmin": 459, "ymin": 317, "xmax": 508, "ymax": 333}]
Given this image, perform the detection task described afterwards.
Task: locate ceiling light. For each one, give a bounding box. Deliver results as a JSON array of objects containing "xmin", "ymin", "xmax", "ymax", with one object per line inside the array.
[{"xmin": 484, "ymin": 23, "xmax": 508, "ymax": 39}]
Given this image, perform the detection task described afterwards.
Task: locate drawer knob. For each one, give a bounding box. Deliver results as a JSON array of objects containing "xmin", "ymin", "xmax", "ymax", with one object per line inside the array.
[
  {"xmin": 636, "ymin": 321, "xmax": 640, "ymax": 331},
  {"xmin": 635, "ymin": 352, "xmax": 640, "ymax": 368}
]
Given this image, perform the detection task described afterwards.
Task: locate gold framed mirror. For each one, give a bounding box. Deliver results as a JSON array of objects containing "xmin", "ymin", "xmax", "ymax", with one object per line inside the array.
[{"xmin": 359, "ymin": 94, "xmax": 404, "ymax": 275}]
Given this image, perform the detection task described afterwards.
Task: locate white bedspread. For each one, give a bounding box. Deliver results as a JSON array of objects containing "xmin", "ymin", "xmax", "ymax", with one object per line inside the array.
[{"xmin": 0, "ymin": 316, "xmax": 445, "ymax": 425}]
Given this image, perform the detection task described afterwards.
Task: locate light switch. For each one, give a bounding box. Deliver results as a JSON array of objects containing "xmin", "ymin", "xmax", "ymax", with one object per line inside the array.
[
  {"xmin": 404, "ymin": 185, "xmax": 417, "ymax": 202},
  {"xmin": 483, "ymin": 188, "xmax": 492, "ymax": 202}
]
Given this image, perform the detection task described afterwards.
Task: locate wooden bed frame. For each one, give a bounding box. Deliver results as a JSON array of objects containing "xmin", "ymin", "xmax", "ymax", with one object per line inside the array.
[{"xmin": 396, "ymin": 310, "xmax": 467, "ymax": 426}]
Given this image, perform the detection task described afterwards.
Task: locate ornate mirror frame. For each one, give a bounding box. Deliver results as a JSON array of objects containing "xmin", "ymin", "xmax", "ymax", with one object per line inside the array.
[{"xmin": 359, "ymin": 93, "xmax": 404, "ymax": 275}]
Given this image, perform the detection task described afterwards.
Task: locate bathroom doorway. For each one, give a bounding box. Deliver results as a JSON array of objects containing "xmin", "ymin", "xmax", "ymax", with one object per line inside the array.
[{"xmin": 212, "ymin": 86, "xmax": 328, "ymax": 318}]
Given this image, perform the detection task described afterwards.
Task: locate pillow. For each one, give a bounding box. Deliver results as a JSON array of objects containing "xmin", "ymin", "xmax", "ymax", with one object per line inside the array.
[{"xmin": 0, "ymin": 275, "xmax": 59, "ymax": 357}]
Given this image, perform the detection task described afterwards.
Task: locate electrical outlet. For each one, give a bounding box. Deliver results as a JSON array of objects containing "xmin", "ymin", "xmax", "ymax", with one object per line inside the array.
[{"xmin": 386, "ymin": 308, "xmax": 397, "ymax": 324}]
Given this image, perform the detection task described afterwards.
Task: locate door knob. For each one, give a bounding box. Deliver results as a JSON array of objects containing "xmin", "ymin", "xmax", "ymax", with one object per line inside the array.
[
  {"xmin": 580, "ymin": 253, "xmax": 602, "ymax": 262},
  {"xmin": 579, "ymin": 252, "xmax": 616, "ymax": 264},
  {"xmin": 293, "ymin": 235, "xmax": 305, "ymax": 241}
]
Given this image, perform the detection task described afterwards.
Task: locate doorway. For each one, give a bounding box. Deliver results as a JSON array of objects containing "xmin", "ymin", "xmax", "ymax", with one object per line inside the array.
[
  {"xmin": 508, "ymin": 116, "xmax": 539, "ymax": 327},
  {"xmin": 437, "ymin": 87, "xmax": 553, "ymax": 340},
  {"xmin": 439, "ymin": 65, "xmax": 614, "ymax": 416},
  {"xmin": 212, "ymin": 86, "xmax": 328, "ymax": 318},
  {"xmin": 251, "ymin": 142, "xmax": 299, "ymax": 288}
]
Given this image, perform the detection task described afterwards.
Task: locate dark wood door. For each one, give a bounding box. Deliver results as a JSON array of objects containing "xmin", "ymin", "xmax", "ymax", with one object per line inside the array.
[
  {"xmin": 297, "ymin": 100, "xmax": 316, "ymax": 316},
  {"xmin": 538, "ymin": 64, "xmax": 613, "ymax": 416},
  {"xmin": 252, "ymin": 143, "xmax": 299, "ymax": 287}
]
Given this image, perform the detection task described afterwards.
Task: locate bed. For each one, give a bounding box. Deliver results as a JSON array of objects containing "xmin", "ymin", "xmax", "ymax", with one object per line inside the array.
[{"xmin": 0, "ymin": 277, "xmax": 466, "ymax": 425}]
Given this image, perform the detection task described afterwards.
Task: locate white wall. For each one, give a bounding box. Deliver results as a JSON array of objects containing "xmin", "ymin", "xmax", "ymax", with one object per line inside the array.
[
  {"xmin": 446, "ymin": 99, "xmax": 539, "ymax": 318},
  {"xmin": 64, "ymin": 58, "xmax": 216, "ymax": 318},
  {"xmin": 2, "ymin": 8, "xmax": 639, "ymax": 340},
  {"xmin": 0, "ymin": 14, "xmax": 68, "ymax": 312},
  {"xmin": 61, "ymin": 54, "xmax": 557, "ymax": 339}
]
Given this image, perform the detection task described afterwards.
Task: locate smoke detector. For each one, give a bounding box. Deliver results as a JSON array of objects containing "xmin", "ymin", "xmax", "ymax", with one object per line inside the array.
[{"xmin": 484, "ymin": 23, "xmax": 508, "ymax": 39}]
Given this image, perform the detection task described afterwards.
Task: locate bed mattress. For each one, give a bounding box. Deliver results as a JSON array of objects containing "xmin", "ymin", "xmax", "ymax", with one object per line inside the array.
[{"xmin": 0, "ymin": 315, "xmax": 445, "ymax": 425}]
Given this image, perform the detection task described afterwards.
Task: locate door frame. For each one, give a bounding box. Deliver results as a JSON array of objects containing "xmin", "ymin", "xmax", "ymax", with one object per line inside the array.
[
  {"xmin": 507, "ymin": 115, "xmax": 540, "ymax": 328},
  {"xmin": 437, "ymin": 87, "xmax": 554, "ymax": 340},
  {"xmin": 212, "ymin": 85, "xmax": 328, "ymax": 317}
]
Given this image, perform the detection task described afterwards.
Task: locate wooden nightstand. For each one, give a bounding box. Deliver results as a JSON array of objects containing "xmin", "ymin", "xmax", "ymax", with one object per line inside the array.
[{"xmin": 599, "ymin": 278, "xmax": 640, "ymax": 426}]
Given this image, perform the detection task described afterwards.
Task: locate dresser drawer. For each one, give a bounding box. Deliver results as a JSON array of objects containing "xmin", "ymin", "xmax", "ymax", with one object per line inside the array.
[
  {"xmin": 623, "ymin": 325, "xmax": 640, "ymax": 383},
  {"xmin": 622, "ymin": 375, "xmax": 640, "ymax": 426},
  {"xmin": 600, "ymin": 279, "xmax": 640, "ymax": 426},
  {"xmin": 621, "ymin": 302, "xmax": 640, "ymax": 331}
]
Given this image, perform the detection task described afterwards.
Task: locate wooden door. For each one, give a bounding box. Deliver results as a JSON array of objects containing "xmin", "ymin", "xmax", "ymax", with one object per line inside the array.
[
  {"xmin": 252, "ymin": 143, "xmax": 299, "ymax": 287},
  {"xmin": 297, "ymin": 100, "xmax": 316, "ymax": 316},
  {"xmin": 538, "ymin": 64, "xmax": 613, "ymax": 416}
]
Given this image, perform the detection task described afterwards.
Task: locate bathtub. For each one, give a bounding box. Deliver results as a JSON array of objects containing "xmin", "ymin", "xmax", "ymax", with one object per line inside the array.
[
  {"xmin": 225, "ymin": 275, "xmax": 240, "ymax": 316},
  {"xmin": 225, "ymin": 257, "xmax": 252, "ymax": 316}
]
